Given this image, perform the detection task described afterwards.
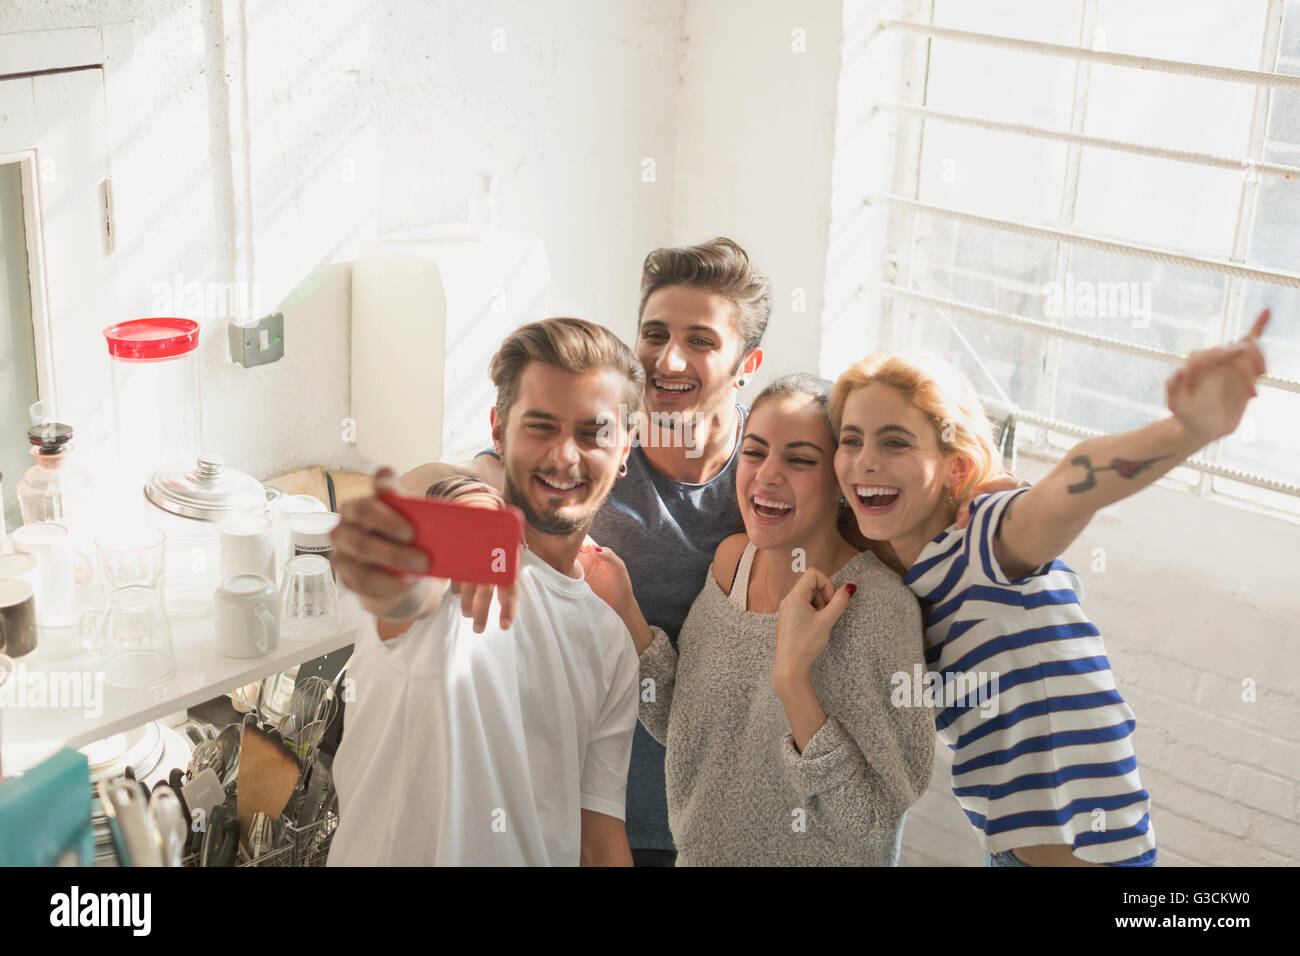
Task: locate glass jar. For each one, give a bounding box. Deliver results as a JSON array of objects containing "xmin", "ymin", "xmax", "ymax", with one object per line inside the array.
[
  {"xmin": 16, "ymin": 423, "xmax": 96, "ymax": 587},
  {"xmin": 103, "ymin": 318, "xmax": 202, "ymax": 511},
  {"xmin": 143, "ymin": 453, "xmax": 267, "ymax": 617}
]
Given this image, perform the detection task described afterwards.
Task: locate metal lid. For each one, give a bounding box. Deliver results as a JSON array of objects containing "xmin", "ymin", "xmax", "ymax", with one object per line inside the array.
[{"xmin": 144, "ymin": 453, "xmax": 266, "ymax": 522}]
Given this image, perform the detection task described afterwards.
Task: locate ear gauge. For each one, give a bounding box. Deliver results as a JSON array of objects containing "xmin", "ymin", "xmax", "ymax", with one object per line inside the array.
[
  {"xmin": 735, "ymin": 375, "xmax": 749, "ymax": 389},
  {"xmin": 618, "ymin": 462, "xmax": 628, "ymax": 477}
]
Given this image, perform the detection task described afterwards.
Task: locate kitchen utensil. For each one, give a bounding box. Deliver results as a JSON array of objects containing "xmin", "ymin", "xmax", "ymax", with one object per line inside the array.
[
  {"xmin": 246, "ymin": 811, "xmax": 277, "ymax": 861},
  {"xmin": 147, "ymin": 786, "xmax": 188, "ymax": 867},
  {"xmin": 219, "ymin": 514, "xmax": 275, "ymax": 582},
  {"xmin": 290, "ymin": 676, "xmax": 337, "ymax": 741},
  {"xmin": 179, "ymin": 767, "xmax": 224, "ymax": 820},
  {"xmin": 166, "ymin": 768, "xmax": 193, "ymax": 824},
  {"xmin": 295, "ymin": 751, "xmax": 334, "ymax": 828},
  {"xmin": 0, "ymin": 579, "xmax": 38, "ymax": 658},
  {"xmin": 279, "ymin": 556, "xmax": 340, "ymax": 642},
  {"xmin": 98, "ymin": 779, "xmax": 163, "ymax": 866},
  {"xmin": 80, "ymin": 584, "xmax": 176, "ymax": 688},
  {"xmin": 295, "ymin": 720, "xmax": 327, "ymax": 787},
  {"xmin": 236, "ymin": 720, "xmax": 299, "ymax": 842},
  {"xmin": 186, "ymin": 739, "xmax": 219, "ymax": 780},
  {"xmin": 199, "ymin": 799, "xmax": 239, "ymax": 867},
  {"xmin": 212, "ymin": 723, "xmax": 241, "ymax": 787},
  {"xmin": 213, "ymin": 573, "xmax": 278, "ymax": 658}
]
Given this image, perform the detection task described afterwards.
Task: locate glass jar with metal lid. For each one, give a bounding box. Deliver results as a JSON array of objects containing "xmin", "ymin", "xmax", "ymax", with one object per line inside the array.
[{"xmin": 143, "ymin": 453, "xmax": 267, "ymax": 617}]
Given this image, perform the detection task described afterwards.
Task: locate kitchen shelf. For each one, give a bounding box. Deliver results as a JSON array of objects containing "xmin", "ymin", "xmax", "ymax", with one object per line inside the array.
[{"xmin": 0, "ymin": 591, "xmax": 372, "ymax": 775}]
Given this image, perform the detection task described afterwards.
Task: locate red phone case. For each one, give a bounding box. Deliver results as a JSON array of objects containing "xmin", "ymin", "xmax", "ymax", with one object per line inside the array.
[{"xmin": 379, "ymin": 492, "xmax": 525, "ymax": 586}]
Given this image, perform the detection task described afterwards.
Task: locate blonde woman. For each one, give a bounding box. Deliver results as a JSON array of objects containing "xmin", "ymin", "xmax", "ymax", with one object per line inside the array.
[{"xmin": 777, "ymin": 311, "xmax": 1271, "ymax": 866}]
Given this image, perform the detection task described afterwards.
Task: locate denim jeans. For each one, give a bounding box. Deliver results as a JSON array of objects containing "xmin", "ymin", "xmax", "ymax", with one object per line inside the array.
[{"xmin": 986, "ymin": 849, "xmax": 1032, "ymax": 867}]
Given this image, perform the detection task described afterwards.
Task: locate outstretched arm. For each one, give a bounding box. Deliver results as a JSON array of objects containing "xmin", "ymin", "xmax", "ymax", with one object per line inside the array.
[{"xmin": 995, "ymin": 309, "xmax": 1270, "ymax": 580}]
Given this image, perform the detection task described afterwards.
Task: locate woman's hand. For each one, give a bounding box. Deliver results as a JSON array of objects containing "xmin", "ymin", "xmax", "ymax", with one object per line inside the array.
[
  {"xmin": 1167, "ymin": 309, "xmax": 1269, "ymax": 445},
  {"xmin": 577, "ymin": 544, "xmax": 656, "ymax": 654},
  {"xmin": 773, "ymin": 568, "xmax": 856, "ymax": 693}
]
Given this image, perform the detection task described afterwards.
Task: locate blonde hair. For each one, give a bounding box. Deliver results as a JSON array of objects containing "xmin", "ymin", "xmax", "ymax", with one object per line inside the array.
[
  {"xmin": 489, "ymin": 317, "xmax": 645, "ymax": 428},
  {"xmin": 638, "ymin": 237, "xmax": 772, "ymax": 364},
  {"xmin": 829, "ymin": 350, "xmax": 1002, "ymax": 504}
]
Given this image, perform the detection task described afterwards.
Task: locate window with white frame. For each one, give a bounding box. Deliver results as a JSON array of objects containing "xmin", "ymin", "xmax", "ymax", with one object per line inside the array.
[{"xmin": 877, "ymin": 0, "xmax": 1300, "ymax": 517}]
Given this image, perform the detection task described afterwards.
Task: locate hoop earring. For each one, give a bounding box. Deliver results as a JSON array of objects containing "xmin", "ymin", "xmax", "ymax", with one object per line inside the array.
[{"xmin": 618, "ymin": 462, "xmax": 628, "ymax": 478}]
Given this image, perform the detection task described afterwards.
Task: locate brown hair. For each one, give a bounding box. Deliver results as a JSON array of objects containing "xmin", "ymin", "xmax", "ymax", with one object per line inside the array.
[
  {"xmin": 829, "ymin": 350, "xmax": 1002, "ymax": 505},
  {"xmin": 637, "ymin": 237, "xmax": 772, "ymax": 367},
  {"xmin": 489, "ymin": 317, "xmax": 645, "ymax": 428}
]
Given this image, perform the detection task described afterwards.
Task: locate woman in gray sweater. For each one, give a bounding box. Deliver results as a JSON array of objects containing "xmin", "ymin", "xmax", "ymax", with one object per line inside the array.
[{"xmin": 582, "ymin": 374, "xmax": 934, "ymax": 865}]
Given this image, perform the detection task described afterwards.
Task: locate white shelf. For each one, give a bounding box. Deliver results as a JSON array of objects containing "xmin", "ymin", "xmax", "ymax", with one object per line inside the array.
[{"xmin": 0, "ymin": 591, "xmax": 372, "ymax": 775}]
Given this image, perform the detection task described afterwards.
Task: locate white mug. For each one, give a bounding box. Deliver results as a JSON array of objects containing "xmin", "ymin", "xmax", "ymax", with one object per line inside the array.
[
  {"xmin": 213, "ymin": 573, "xmax": 279, "ymax": 658},
  {"xmin": 11, "ymin": 522, "xmax": 77, "ymax": 628},
  {"xmin": 220, "ymin": 514, "xmax": 276, "ymax": 583}
]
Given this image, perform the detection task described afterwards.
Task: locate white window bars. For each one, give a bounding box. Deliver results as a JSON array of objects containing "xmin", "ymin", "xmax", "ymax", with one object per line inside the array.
[{"xmin": 872, "ymin": 13, "xmax": 1300, "ymax": 501}]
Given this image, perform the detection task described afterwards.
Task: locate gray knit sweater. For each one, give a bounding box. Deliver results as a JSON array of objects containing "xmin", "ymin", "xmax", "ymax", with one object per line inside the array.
[{"xmin": 639, "ymin": 543, "xmax": 934, "ymax": 866}]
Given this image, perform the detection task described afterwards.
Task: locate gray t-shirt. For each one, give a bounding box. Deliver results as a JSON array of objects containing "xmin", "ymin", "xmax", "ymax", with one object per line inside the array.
[
  {"xmin": 478, "ymin": 403, "xmax": 748, "ymax": 851},
  {"xmin": 585, "ymin": 404, "xmax": 748, "ymax": 851}
]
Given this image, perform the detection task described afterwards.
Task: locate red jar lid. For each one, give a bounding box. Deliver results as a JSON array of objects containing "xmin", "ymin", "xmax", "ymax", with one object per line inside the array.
[{"xmin": 103, "ymin": 318, "xmax": 200, "ymax": 360}]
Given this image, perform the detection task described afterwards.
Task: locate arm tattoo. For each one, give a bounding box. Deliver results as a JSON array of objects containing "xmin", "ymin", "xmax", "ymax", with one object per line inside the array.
[{"xmin": 1067, "ymin": 453, "xmax": 1168, "ymax": 494}]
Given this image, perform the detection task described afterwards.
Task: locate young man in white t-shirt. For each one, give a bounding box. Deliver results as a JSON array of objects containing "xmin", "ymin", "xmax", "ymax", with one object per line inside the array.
[{"xmin": 327, "ymin": 317, "xmax": 645, "ymax": 866}]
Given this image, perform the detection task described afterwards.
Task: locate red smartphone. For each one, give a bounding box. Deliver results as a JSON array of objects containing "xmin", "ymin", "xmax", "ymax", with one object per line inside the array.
[{"xmin": 378, "ymin": 492, "xmax": 525, "ymax": 586}]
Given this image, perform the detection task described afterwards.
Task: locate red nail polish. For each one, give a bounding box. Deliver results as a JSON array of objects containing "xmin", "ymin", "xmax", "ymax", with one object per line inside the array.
[
  {"xmin": 846, "ymin": 583, "xmax": 857, "ymax": 597},
  {"xmin": 595, "ymin": 546, "xmax": 603, "ymax": 552}
]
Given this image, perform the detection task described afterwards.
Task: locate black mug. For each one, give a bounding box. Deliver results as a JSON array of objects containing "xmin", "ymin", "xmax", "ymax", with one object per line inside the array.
[{"xmin": 0, "ymin": 578, "xmax": 38, "ymax": 658}]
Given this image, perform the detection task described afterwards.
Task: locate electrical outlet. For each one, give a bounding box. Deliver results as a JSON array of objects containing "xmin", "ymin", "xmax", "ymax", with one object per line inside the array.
[{"xmin": 229, "ymin": 313, "xmax": 284, "ymax": 368}]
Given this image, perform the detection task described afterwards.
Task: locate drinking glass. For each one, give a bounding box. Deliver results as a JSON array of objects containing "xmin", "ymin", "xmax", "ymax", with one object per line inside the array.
[
  {"xmin": 279, "ymin": 555, "xmax": 340, "ymax": 642},
  {"xmin": 96, "ymin": 524, "xmax": 166, "ymax": 596},
  {"xmin": 81, "ymin": 584, "xmax": 176, "ymax": 688}
]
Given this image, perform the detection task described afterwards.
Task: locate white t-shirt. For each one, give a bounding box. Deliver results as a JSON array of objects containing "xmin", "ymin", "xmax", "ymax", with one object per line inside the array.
[{"xmin": 328, "ymin": 549, "xmax": 640, "ymax": 866}]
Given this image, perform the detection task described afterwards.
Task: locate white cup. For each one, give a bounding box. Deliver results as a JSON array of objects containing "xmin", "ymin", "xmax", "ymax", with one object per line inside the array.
[
  {"xmin": 11, "ymin": 522, "xmax": 77, "ymax": 628},
  {"xmin": 0, "ymin": 552, "xmax": 41, "ymax": 596},
  {"xmin": 214, "ymin": 573, "xmax": 279, "ymax": 658},
  {"xmin": 220, "ymin": 514, "xmax": 276, "ymax": 583},
  {"xmin": 273, "ymin": 495, "xmax": 327, "ymax": 578}
]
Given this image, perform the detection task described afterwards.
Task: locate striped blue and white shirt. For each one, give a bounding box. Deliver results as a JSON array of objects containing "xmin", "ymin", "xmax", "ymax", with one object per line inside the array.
[{"xmin": 904, "ymin": 488, "xmax": 1156, "ymax": 866}]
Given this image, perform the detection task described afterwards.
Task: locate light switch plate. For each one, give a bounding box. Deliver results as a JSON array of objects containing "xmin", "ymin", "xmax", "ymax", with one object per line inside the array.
[{"xmin": 229, "ymin": 312, "xmax": 284, "ymax": 367}]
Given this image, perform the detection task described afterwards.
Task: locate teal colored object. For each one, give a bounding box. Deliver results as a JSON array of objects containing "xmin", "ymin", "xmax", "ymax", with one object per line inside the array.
[{"xmin": 0, "ymin": 748, "xmax": 94, "ymax": 866}]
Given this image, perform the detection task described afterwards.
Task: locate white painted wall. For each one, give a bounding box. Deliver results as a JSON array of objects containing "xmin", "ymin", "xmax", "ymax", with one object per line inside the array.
[{"xmin": 0, "ymin": 0, "xmax": 683, "ymax": 484}]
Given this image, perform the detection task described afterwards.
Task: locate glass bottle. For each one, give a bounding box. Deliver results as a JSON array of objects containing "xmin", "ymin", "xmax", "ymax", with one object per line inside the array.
[{"xmin": 16, "ymin": 423, "xmax": 96, "ymax": 583}]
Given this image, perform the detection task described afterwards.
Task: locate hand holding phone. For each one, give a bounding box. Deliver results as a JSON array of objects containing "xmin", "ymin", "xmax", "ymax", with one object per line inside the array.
[{"xmin": 377, "ymin": 491, "xmax": 525, "ymax": 587}]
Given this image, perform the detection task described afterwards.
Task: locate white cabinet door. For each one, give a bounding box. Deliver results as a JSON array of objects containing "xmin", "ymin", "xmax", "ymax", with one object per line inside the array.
[{"xmin": 0, "ymin": 67, "xmax": 116, "ymax": 533}]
